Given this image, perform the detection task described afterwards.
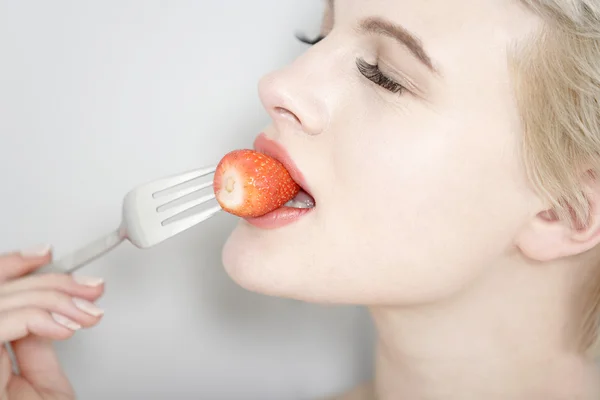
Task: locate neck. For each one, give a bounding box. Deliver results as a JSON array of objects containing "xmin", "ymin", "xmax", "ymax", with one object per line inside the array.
[{"xmin": 368, "ymin": 259, "xmax": 600, "ymax": 400}]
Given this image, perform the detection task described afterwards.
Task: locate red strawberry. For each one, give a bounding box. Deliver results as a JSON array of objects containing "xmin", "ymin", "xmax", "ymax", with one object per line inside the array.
[{"xmin": 213, "ymin": 149, "xmax": 300, "ymax": 218}]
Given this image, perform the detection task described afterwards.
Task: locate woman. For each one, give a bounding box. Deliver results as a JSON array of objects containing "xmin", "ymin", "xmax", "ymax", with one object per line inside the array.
[{"xmin": 2, "ymin": 0, "xmax": 600, "ymax": 398}]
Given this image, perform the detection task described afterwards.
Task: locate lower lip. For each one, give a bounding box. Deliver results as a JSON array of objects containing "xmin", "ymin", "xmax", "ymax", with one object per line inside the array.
[{"xmin": 243, "ymin": 206, "xmax": 313, "ymax": 229}]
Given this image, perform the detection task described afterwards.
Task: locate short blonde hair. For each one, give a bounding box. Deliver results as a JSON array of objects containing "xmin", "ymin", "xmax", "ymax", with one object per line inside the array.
[{"xmin": 512, "ymin": 0, "xmax": 600, "ymax": 354}]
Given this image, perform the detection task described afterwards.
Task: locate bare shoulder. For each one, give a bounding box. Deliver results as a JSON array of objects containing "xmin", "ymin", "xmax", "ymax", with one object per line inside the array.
[{"xmin": 318, "ymin": 381, "xmax": 376, "ymax": 400}]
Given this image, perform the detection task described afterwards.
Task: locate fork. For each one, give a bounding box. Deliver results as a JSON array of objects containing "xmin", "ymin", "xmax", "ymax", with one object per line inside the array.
[{"xmin": 32, "ymin": 165, "xmax": 221, "ymax": 275}]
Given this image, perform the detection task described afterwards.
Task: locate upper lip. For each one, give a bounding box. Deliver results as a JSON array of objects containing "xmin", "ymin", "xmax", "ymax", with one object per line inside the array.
[{"xmin": 253, "ymin": 133, "xmax": 313, "ymax": 197}]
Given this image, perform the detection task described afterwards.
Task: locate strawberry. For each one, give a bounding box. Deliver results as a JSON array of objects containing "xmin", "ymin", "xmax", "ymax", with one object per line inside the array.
[{"xmin": 213, "ymin": 149, "xmax": 300, "ymax": 218}]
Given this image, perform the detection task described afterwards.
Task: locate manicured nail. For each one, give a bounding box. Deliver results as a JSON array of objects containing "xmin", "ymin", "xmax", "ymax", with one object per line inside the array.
[
  {"xmin": 73, "ymin": 276, "xmax": 104, "ymax": 287},
  {"xmin": 51, "ymin": 313, "xmax": 81, "ymax": 330},
  {"xmin": 73, "ymin": 298, "xmax": 104, "ymax": 317},
  {"xmin": 20, "ymin": 244, "xmax": 51, "ymax": 258}
]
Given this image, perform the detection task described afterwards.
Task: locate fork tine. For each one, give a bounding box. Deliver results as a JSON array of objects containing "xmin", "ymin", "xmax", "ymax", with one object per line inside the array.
[
  {"xmin": 162, "ymin": 205, "xmax": 222, "ymax": 237},
  {"xmin": 159, "ymin": 193, "xmax": 217, "ymax": 223},
  {"xmin": 156, "ymin": 180, "xmax": 213, "ymax": 207},
  {"xmin": 147, "ymin": 166, "xmax": 216, "ymax": 196}
]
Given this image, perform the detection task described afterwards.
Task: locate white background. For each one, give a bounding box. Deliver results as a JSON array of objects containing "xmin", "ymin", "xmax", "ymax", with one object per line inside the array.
[{"xmin": 0, "ymin": 1, "xmax": 374, "ymax": 399}]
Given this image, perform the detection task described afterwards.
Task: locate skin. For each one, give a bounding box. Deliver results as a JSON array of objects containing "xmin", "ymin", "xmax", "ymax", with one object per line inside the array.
[
  {"xmin": 222, "ymin": 0, "xmax": 600, "ymax": 399},
  {"xmin": 4, "ymin": 1, "xmax": 600, "ymax": 399},
  {"xmin": 0, "ymin": 247, "xmax": 104, "ymax": 399}
]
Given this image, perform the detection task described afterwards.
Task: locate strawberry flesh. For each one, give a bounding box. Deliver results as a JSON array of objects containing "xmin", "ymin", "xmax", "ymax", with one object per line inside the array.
[{"xmin": 213, "ymin": 149, "xmax": 301, "ymax": 218}]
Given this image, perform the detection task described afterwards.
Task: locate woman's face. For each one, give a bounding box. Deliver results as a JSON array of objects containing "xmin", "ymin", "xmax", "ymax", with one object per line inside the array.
[{"xmin": 222, "ymin": 0, "xmax": 544, "ymax": 304}]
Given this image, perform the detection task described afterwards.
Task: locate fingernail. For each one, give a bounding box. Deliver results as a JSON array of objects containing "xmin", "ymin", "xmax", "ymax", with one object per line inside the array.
[
  {"xmin": 20, "ymin": 244, "xmax": 51, "ymax": 258},
  {"xmin": 73, "ymin": 276, "xmax": 104, "ymax": 287},
  {"xmin": 73, "ymin": 298, "xmax": 104, "ymax": 317},
  {"xmin": 51, "ymin": 313, "xmax": 81, "ymax": 331}
]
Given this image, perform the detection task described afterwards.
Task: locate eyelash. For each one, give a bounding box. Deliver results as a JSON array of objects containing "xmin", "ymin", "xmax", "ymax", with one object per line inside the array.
[
  {"xmin": 295, "ymin": 33, "xmax": 325, "ymax": 46},
  {"xmin": 295, "ymin": 34, "xmax": 406, "ymax": 95},
  {"xmin": 355, "ymin": 59, "xmax": 406, "ymax": 94}
]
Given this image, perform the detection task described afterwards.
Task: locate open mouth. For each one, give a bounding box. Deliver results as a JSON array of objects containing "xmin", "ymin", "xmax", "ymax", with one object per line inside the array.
[
  {"xmin": 283, "ymin": 189, "xmax": 315, "ymax": 209},
  {"xmin": 253, "ymin": 133, "xmax": 316, "ymax": 211}
]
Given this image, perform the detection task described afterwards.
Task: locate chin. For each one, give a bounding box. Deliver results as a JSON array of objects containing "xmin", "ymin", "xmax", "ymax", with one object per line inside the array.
[
  {"xmin": 221, "ymin": 220, "xmax": 374, "ymax": 305},
  {"xmin": 221, "ymin": 219, "xmax": 306, "ymax": 299},
  {"xmin": 220, "ymin": 218, "xmax": 345, "ymax": 303}
]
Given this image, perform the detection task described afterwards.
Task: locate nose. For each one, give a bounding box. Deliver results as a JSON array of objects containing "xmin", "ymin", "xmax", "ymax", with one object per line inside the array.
[{"xmin": 258, "ymin": 57, "xmax": 330, "ymax": 136}]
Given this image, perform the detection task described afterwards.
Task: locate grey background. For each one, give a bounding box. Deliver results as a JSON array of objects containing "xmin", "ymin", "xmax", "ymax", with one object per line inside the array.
[{"xmin": 0, "ymin": 1, "xmax": 375, "ymax": 399}]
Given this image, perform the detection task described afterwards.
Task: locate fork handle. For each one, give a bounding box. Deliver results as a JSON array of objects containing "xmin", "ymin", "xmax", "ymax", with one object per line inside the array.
[{"xmin": 33, "ymin": 227, "xmax": 127, "ymax": 275}]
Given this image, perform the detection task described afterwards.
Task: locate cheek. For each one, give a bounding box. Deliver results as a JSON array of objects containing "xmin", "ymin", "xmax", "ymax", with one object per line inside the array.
[
  {"xmin": 321, "ymin": 114, "xmax": 532, "ymax": 299},
  {"xmin": 333, "ymin": 107, "xmax": 526, "ymax": 219}
]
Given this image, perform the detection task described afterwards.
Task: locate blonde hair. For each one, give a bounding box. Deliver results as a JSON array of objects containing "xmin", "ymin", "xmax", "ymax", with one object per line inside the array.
[{"xmin": 512, "ymin": 0, "xmax": 600, "ymax": 354}]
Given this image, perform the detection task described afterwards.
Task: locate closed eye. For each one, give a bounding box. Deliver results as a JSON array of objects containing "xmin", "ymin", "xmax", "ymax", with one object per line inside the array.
[
  {"xmin": 295, "ymin": 35, "xmax": 407, "ymax": 96},
  {"xmin": 355, "ymin": 58, "xmax": 406, "ymax": 95}
]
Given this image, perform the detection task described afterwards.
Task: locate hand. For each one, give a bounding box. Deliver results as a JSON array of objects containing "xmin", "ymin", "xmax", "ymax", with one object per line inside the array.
[{"xmin": 0, "ymin": 246, "xmax": 105, "ymax": 399}]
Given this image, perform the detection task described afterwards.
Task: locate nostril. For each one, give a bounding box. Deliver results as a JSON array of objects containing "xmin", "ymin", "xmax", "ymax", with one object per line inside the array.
[{"xmin": 274, "ymin": 106, "xmax": 301, "ymax": 125}]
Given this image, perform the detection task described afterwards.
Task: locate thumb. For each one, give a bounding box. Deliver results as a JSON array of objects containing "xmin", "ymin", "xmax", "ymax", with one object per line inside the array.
[
  {"xmin": 0, "ymin": 344, "xmax": 13, "ymax": 395},
  {"xmin": 10, "ymin": 335, "xmax": 73, "ymax": 396}
]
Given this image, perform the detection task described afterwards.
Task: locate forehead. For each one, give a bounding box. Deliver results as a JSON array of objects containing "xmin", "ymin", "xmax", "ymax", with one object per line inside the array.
[
  {"xmin": 334, "ymin": 0, "xmax": 537, "ymax": 27},
  {"xmin": 334, "ymin": 0, "xmax": 542, "ymax": 59}
]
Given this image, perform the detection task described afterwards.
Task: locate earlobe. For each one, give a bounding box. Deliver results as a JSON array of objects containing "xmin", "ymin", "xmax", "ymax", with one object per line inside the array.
[
  {"xmin": 516, "ymin": 176, "xmax": 600, "ymax": 262},
  {"xmin": 516, "ymin": 212, "xmax": 573, "ymax": 261}
]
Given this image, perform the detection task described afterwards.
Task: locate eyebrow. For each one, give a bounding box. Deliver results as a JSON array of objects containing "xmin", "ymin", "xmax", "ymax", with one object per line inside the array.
[{"xmin": 358, "ymin": 17, "xmax": 437, "ymax": 73}]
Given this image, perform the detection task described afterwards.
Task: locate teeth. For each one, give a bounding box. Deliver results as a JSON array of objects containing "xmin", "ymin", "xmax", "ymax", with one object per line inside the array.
[
  {"xmin": 284, "ymin": 190, "xmax": 315, "ymax": 209},
  {"xmin": 284, "ymin": 199, "xmax": 313, "ymax": 208}
]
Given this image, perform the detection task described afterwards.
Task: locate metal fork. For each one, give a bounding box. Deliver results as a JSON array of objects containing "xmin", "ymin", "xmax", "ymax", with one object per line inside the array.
[{"xmin": 33, "ymin": 165, "xmax": 221, "ymax": 275}]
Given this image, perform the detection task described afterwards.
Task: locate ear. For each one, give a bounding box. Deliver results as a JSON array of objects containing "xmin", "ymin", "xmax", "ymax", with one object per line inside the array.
[{"xmin": 516, "ymin": 173, "xmax": 600, "ymax": 262}]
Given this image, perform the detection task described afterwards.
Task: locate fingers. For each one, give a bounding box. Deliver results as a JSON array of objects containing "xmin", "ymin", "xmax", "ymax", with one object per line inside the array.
[
  {"xmin": 0, "ymin": 245, "xmax": 52, "ymax": 282},
  {"xmin": 0, "ymin": 271, "xmax": 106, "ymax": 343},
  {"xmin": 11, "ymin": 336, "xmax": 73, "ymax": 396},
  {"xmin": 0, "ymin": 273, "xmax": 104, "ymax": 302},
  {"xmin": 0, "ymin": 346, "xmax": 11, "ymax": 395},
  {"xmin": 0, "ymin": 246, "xmax": 105, "ymax": 398},
  {"xmin": 0, "ymin": 290, "xmax": 104, "ymax": 330},
  {"xmin": 0, "ymin": 308, "xmax": 91, "ymax": 393},
  {"xmin": 0, "ymin": 308, "xmax": 77, "ymax": 343}
]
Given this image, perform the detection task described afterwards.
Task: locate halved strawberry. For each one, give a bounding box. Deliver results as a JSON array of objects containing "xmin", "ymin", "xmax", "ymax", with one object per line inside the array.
[{"xmin": 213, "ymin": 149, "xmax": 300, "ymax": 218}]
